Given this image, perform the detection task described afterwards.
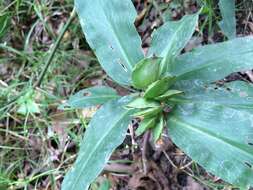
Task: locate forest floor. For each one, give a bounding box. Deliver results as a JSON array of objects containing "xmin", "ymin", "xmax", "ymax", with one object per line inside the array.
[{"xmin": 0, "ymin": 0, "xmax": 253, "ymax": 189}]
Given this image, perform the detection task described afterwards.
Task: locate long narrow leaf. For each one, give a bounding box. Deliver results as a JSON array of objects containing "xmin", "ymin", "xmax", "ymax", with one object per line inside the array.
[
  {"xmin": 60, "ymin": 86, "xmax": 119, "ymax": 109},
  {"xmin": 148, "ymin": 12, "xmax": 199, "ymax": 75},
  {"xmin": 168, "ymin": 102, "xmax": 253, "ymax": 188},
  {"xmin": 218, "ymin": 0, "xmax": 236, "ymax": 39},
  {"xmin": 62, "ymin": 96, "xmax": 134, "ymax": 190},
  {"xmin": 171, "ymin": 81, "xmax": 253, "ymax": 108},
  {"xmin": 75, "ymin": 0, "xmax": 144, "ymax": 85},
  {"xmin": 170, "ymin": 37, "xmax": 253, "ymax": 83}
]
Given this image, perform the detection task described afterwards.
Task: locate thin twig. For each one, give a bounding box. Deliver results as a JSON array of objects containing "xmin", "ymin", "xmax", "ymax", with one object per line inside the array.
[
  {"xmin": 142, "ymin": 130, "xmax": 151, "ymax": 175},
  {"xmin": 104, "ymin": 163, "xmax": 135, "ymax": 174},
  {"xmin": 162, "ymin": 150, "xmax": 179, "ymax": 169},
  {"xmin": 128, "ymin": 123, "xmax": 137, "ymax": 154},
  {"xmin": 163, "ymin": 150, "xmax": 194, "ymax": 171},
  {"xmin": 179, "ymin": 161, "xmax": 194, "ymax": 170},
  {"xmin": 34, "ymin": 8, "xmax": 76, "ymax": 88}
]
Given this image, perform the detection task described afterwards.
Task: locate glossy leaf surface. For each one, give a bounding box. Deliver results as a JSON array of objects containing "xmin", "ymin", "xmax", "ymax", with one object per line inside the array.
[
  {"xmin": 136, "ymin": 117, "xmax": 157, "ymax": 136},
  {"xmin": 132, "ymin": 57, "xmax": 161, "ymax": 89},
  {"xmin": 154, "ymin": 89, "xmax": 183, "ymax": 101},
  {"xmin": 144, "ymin": 76, "xmax": 176, "ymax": 99},
  {"xmin": 126, "ymin": 97, "xmax": 160, "ymax": 109},
  {"xmin": 152, "ymin": 116, "xmax": 164, "ymax": 142},
  {"xmin": 75, "ymin": 0, "xmax": 144, "ymax": 85},
  {"xmin": 133, "ymin": 107, "xmax": 162, "ymax": 118}
]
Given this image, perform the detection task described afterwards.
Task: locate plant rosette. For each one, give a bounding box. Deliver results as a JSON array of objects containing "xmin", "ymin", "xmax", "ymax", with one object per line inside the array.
[{"xmin": 62, "ymin": 1, "xmax": 253, "ymax": 190}]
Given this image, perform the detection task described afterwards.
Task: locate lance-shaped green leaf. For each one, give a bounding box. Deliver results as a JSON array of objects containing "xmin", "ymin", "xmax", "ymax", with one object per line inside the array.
[
  {"xmin": 75, "ymin": 0, "xmax": 144, "ymax": 85},
  {"xmin": 132, "ymin": 57, "xmax": 161, "ymax": 89},
  {"xmin": 136, "ymin": 117, "xmax": 157, "ymax": 136},
  {"xmin": 133, "ymin": 107, "xmax": 162, "ymax": 118},
  {"xmin": 144, "ymin": 76, "xmax": 176, "ymax": 99},
  {"xmin": 62, "ymin": 96, "xmax": 134, "ymax": 190},
  {"xmin": 154, "ymin": 89, "xmax": 183, "ymax": 101},
  {"xmin": 168, "ymin": 102, "xmax": 253, "ymax": 188},
  {"xmin": 148, "ymin": 11, "xmax": 199, "ymax": 75},
  {"xmin": 126, "ymin": 97, "xmax": 160, "ymax": 109},
  {"xmin": 59, "ymin": 86, "xmax": 119, "ymax": 109},
  {"xmin": 170, "ymin": 37, "xmax": 253, "ymax": 84},
  {"xmin": 152, "ymin": 115, "xmax": 164, "ymax": 142},
  {"xmin": 218, "ymin": 0, "xmax": 236, "ymax": 39},
  {"xmin": 171, "ymin": 81, "xmax": 253, "ymax": 108},
  {"xmin": 170, "ymin": 81, "xmax": 253, "ymax": 109}
]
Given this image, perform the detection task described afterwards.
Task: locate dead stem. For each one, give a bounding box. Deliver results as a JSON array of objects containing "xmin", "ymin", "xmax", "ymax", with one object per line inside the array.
[
  {"xmin": 104, "ymin": 163, "xmax": 135, "ymax": 174},
  {"xmin": 142, "ymin": 130, "xmax": 151, "ymax": 175}
]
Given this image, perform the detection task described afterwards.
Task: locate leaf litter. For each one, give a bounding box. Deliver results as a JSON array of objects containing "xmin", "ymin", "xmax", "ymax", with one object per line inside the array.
[{"xmin": 1, "ymin": 0, "xmax": 253, "ymax": 189}]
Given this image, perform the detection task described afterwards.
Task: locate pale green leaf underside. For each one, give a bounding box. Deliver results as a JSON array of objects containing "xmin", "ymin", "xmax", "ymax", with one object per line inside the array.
[
  {"xmin": 75, "ymin": 0, "xmax": 144, "ymax": 85},
  {"xmin": 152, "ymin": 116, "xmax": 164, "ymax": 142},
  {"xmin": 62, "ymin": 96, "xmax": 134, "ymax": 190},
  {"xmin": 126, "ymin": 97, "xmax": 160, "ymax": 109},
  {"xmin": 218, "ymin": 0, "xmax": 236, "ymax": 39},
  {"xmin": 168, "ymin": 102, "xmax": 253, "ymax": 188},
  {"xmin": 172, "ymin": 81, "xmax": 253, "ymax": 108},
  {"xmin": 170, "ymin": 37, "xmax": 253, "ymax": 83},
  {"xmin": 136, "ymin": 117, "xmax": 156, "ymax": 136},
  {"xmin": 60, "ymin": 86, "xmax": 119, "ymax": 109},
  {"xmin": 148, "ymin": 12, "xmax": 199, "ymax": 74}
]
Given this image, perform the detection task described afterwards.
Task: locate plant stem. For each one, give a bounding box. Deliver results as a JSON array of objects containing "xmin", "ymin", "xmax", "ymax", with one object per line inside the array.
[
  {"xmin": 34, "ymin": 8, "xmax": 76, "ymax": 88},
  {"xmin": 142, "ymin": 130, "xmax": 151, "ymax": 175},
  {"xmin": 104, "ymin": 163, "xmax": 135, "ymax": 174}
]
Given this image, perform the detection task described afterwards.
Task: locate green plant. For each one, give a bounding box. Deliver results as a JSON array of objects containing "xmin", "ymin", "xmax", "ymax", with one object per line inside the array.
[
  {"xmin": 218, "ymin": 0, "xmax": 236, "ymax": 39},
  {"xmin": 62, "ymin": 0, "xmax": 253, "ymax": 189}
]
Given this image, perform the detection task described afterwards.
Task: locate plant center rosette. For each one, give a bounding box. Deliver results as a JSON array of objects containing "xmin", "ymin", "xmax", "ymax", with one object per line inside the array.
[{"xmin": 126, "ymin": 57, "xmax": 183, "ymax": 141}]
